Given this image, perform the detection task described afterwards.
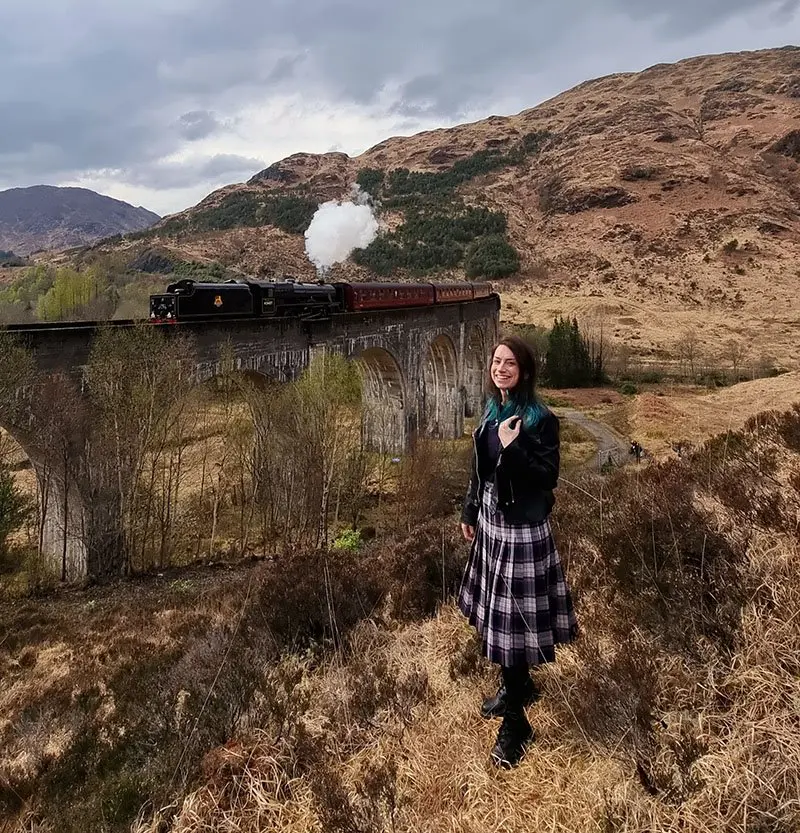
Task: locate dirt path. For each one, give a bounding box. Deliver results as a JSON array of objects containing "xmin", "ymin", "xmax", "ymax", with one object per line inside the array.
[{"xmin": 557, "ymin": 408, "xmax": 631, "ymax": 471}]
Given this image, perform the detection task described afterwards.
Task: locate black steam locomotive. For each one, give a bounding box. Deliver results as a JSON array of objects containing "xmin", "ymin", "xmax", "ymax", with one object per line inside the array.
[{"xmin": 149, "ymin": 278, "xmax": 493, "ymax": 323}]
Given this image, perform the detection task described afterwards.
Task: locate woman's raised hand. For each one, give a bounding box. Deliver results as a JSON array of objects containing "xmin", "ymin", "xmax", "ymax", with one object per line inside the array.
[
  {"xmin": 498, "ymin": 415, "xmax": 522, "ymax": 448},
  {"xmin": 460, "ymin": 523, "xmax": 475, "ymax": 542}
]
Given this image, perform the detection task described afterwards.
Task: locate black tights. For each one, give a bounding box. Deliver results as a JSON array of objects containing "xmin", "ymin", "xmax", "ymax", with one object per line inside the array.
[{"xmin": 501, "ymin": 663, "xmax": 531, "ymax": 710}]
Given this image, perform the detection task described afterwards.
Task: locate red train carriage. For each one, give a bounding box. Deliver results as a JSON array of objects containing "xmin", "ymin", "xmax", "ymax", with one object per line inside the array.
[
  {"xmin": 338, "ymin": 282, "xmax": 436, "ymax": 311},
  {"xmin": 472, "ymin": 283, "xmax": 492, "ymax": 299},
  {"xmin": 431, "ymin": 282, "xmax": 475, "ymax": 304}
]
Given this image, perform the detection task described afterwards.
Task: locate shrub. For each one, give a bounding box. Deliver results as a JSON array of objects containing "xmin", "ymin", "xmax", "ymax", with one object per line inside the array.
[
  {"xmin": 352, "ymin": 236, "xmax": 404, "ymax": 275},
  {"xmin": 351, "ymin": 138, "xmax": 554, "ymax": 274},
  {"xmin": 621, "ymin": 165, "xmax": 658, "ymax": 181},
  {"xmin": 377, "ymin": 520, "xmax": 467, "ymax": 620},
  {"xmin": 522, "ymin": 130, "xmax": 553, "ymax": 154},
  {"xmin": 253, "ymin": 550, "xmax": 385, "ymax": 649},
  {"xmin": 383, "ymin": 150, "xmax": 511, "ymax": 197},
  {"xmin": 619, "ymin": 381, "xmax": 638, "ymax": 395},
  {"xmin": 638, "ymin": 370, "xmax": 664, "ymax": 384},
  {"xmin": 464, "ymin": 234, "xmax": 520, "ymax": 278},
  {"xmin": 262, "ymin": 195, "xmax": 319, "ymax": 234},
  {"xmin": 332, "ymin": 528, "xmax": 362, "ymax": 553},
  {"xmin": 158, "ymin": 192, "xmax": 319, "ymax": 236},
  {"xmin": 172, "ymin": 259, "xmax": 227, "ymax": 280},
  {"xmin": 193, "ymin": 191, "xmax": 261, "ymax": 230},
  {"xmin": 372, "ymin": 137, "xmax": 553, "ymax": 204},
  {"xmin": 353, "ymin": 207, "xmax": 512, "ymax": 275},
  {"xmin": 356, "ymin": 168, "xmax": 385, "ymax": 198}
]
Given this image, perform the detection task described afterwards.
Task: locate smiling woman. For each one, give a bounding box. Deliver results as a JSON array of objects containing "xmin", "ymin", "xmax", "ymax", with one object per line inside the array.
[{"xmin": 458, "ymin": 334, "xmax": 578, "ymax": 769}]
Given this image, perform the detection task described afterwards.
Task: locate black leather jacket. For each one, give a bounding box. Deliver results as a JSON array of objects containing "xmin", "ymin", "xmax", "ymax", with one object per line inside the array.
[{"xmin": 461, "ymin": 410, "xmax": 560, "ymax": 527}]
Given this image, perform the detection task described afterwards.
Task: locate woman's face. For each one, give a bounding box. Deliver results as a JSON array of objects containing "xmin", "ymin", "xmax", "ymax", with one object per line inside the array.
[{"xmin": 490, "ymin": 344, "xmax": 520, "ymax": 392}]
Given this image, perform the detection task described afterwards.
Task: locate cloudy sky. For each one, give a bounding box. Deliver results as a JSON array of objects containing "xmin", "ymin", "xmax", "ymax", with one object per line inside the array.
[{"xmin": 1, "ymin": 0, "xmax": 799, "ymax": 217}]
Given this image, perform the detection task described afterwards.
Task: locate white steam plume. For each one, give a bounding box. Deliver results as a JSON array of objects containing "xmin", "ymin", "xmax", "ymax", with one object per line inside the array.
[{"xmin": 304, "ymin": 185, "xmax": 379, "ymax": 276}]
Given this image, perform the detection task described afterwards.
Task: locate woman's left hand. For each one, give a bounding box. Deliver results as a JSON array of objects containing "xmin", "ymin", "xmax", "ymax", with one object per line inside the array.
[{"xmin": 498, "ymin": 415, "xmax": 522, "ymax": 448}]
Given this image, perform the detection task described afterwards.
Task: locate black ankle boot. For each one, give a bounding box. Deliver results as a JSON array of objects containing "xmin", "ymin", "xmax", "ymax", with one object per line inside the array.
[
  {"xmin": 481, "ymin": 676, "xmax": 539, "ymax": 719},
  {"xmin": 490, "ymin": 710, "xmax": 534, "ymax": 768}
]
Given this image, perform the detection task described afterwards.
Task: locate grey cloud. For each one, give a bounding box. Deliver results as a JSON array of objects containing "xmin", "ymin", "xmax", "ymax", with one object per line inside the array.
[
  {"xmin": 196, "ymin": 0, "xmax": 799, "ymax": 113},
  {"xmin": 178, "ymin": 110, "xmax": 223, "ymax": 140},
  {"xmin": 0, "ymin": 0, "xmax": 798, "ymax": 202},
  {"xmin": 607, "ymin": 0, "xmax": 800, "ymax": 35},
  {"xmin": 266, "ymin": 54, "xmax": 305, "ymax": 84},
  {"xmin": 122, "ymin": 154, "xmax": 265, "ymax": 190}
]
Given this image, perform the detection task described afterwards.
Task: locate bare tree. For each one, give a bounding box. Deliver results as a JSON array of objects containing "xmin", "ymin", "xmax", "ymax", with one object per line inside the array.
[
  {"xmin": 751, "ymin": 352, "xmax": 778, "ymax": 381},
  {"xmin": 688, "ymin": 108, "xmax": 705, "ymax": 141},
  {"xmin": 290, "ymin": 353, "xmax": 363, "ymax": 549},
  {"xmin": 580, "ymin": 314, "xmax": 610, "ymax": 384},
  {"xmin": 608, "ymin": 343, "xmax": 634, "ymax": 382},
  {"xmin": 29, "ymin": 373, "xmax": 86, "ymax": 581},
  {"xmin": 724, "ymin": 339, "xmax": 749, "ymax": 382},
  {"xmin": 83, "ymin": 324, "xmax": 195, "ymax": 576},
  {"xmin": 676, "ymin": 329, "xmax": 702, "ymax": 380}
]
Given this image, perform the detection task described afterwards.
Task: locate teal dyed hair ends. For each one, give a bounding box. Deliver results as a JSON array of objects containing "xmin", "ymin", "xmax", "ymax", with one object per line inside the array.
[{"xmin": 482, "ymin": 393, "xmax": 546, "ymax": 429}]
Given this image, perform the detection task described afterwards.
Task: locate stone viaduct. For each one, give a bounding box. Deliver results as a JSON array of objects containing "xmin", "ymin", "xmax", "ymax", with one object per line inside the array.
[{"xmin": 1, "ymin": 295, "xmax": 499, "ymax": 581}]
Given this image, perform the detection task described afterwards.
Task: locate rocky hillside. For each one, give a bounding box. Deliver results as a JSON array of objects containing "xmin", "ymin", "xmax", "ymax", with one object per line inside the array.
[
  {"xmin": 0, "ymin": 185, "xmax": 159, "ymax": 255},
  {"xmin": 114, "ymin": 47, "xmax": 800, "ymax": 368}
]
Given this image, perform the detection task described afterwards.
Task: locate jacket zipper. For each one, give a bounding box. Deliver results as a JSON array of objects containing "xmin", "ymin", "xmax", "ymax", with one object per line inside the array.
[
  {"xmin": 495, "ymin": 427, "xmax": 515, "ymax": 508},
  {"xmin": 473, "ymin": 425, "xmax": 483, "ymax": 494}
]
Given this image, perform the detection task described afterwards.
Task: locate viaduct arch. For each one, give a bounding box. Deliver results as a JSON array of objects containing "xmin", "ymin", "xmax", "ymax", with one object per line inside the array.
[
  {"xmin": 422, "ymin": 334, "xmax": 460, "ymax": 439},
  {"xmin": 1, "ymin": 295, "xmax": 499, "ymax": 580},
  {"xmin": 356, "ymin": 346, "xmax": 406, "ymax": 454}
]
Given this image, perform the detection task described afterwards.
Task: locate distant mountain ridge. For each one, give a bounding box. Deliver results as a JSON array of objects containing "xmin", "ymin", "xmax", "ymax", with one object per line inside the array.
[{"xmin": 0, "ymin": 185, "xmax": 159, "ymax": 255}]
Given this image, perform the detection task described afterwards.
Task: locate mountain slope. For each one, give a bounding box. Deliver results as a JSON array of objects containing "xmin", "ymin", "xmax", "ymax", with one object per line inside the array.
[
  {"xmin": 0, "ymin": 185, "xmax": 159, "ymax": 255},
  {"xmin": 116, "ymin": 47, "xmax": 800, "ymax": 368}
]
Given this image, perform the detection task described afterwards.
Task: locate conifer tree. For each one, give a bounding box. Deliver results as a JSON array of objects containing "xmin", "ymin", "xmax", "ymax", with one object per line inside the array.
[{"xmin": 544, "ymin": 316, "xmax": 604, "ymax": 387}]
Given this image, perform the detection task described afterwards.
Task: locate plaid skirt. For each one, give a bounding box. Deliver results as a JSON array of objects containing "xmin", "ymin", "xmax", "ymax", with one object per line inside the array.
[{"xmin": 458, "ymin": 481, "xmax": 578, "ymax": 667}]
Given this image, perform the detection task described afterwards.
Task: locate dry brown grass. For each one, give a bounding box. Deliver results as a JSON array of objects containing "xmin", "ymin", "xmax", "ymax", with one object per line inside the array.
[
  {"xmin": 134, "ymin": 529, "xmax": 800, "ymax": 833},
  {"xmin": 4, "ymin": 407, "xmax": 800, "ymax": 832},
  {"xmin": 559, "ymin": 419, "xmax": 597, "ymax": 470},
  {"xmin": 629, "ymin": 371, "xmax": 800, "ymax": 456},
  {"xmin": 129, "ymin": 408, "xmax": 800, "ymax": 833}
]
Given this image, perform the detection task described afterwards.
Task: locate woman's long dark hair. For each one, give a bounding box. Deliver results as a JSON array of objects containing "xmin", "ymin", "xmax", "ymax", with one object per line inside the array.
[{"xmin": 482, "ymin": 335, "xmax": 545, "ymax": 427}]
